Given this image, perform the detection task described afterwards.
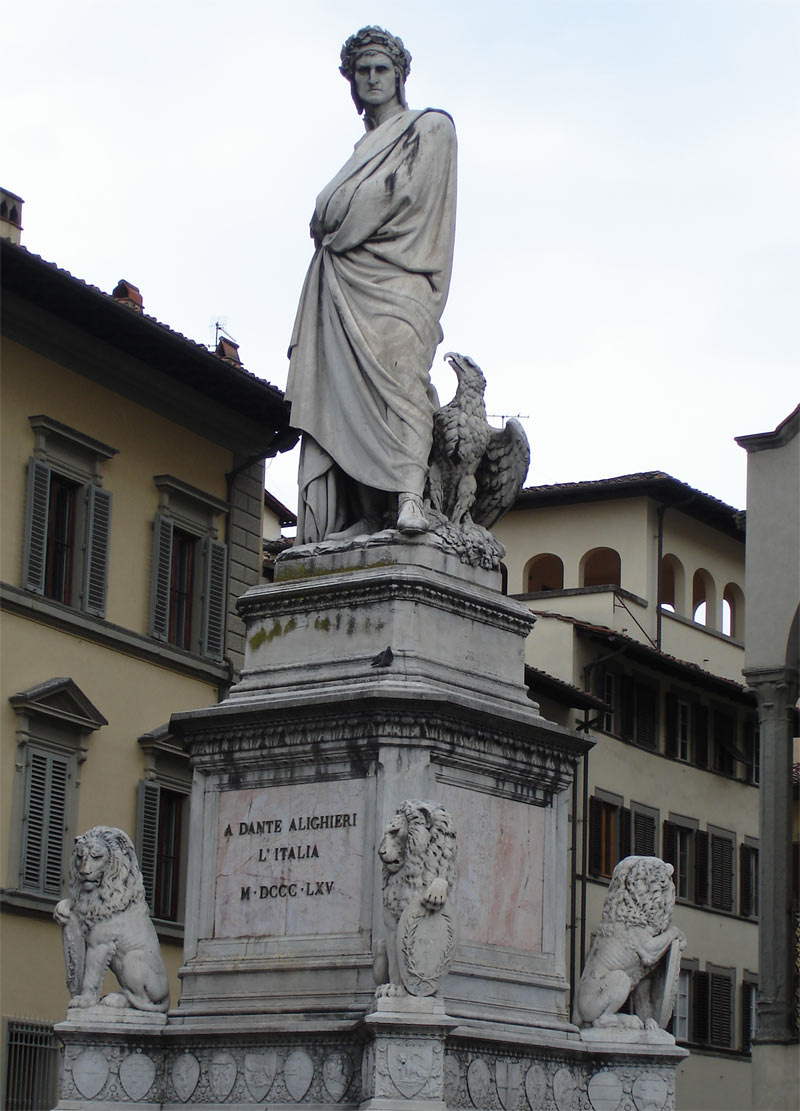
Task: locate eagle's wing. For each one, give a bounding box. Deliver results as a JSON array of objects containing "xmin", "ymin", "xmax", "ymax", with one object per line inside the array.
[{"xmin": 472, "ymin": 418, "xmax": 530, "ymax": 529}]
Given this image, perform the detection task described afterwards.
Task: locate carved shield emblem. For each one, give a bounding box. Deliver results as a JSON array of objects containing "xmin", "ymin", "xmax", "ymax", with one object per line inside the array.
[
  {"xmin": 72, "ymin": 1049, "xmax": 109, "ymax": 1100},
  {"xmin": 209, "ymin": 1051, "xmax": 237, "ymax": 1100},
  {"xmin": 467, "ymin": 1058, "xmax": 492, "ymax": 1106},
  {"xmin": 588, "ymin": 1069, "xmax": 623, "ymax": 1111},
  {"xmin": 284, "ymin": 1050, "xmax": 314, "ymax": 1101},
  {"xmin": 119, "ymin": 1051, "xmax": 156, "ymax": 1101},
  {"xmin": 496, "ymin": 1060, "xmax": 522, "ymax": 1110},
  {"xmin": 398, "ymin": 898, "xmax": 457, "ymax": 996},
  {"xmin": 525, "ymin": 1064, "xmax": 547, "ymax": 1108},
  {"xmin": 387, "ymin": 1041, "xmax": 434, "ymax": 1098},
  {"xmin": 323, "ymin": 1051, "xmax": 354, "ymax": 1102},
  {"xmin": 633, "ymin": 1072, "xmax": 669, "ymax": 1111},
  {"xmin": 172, "ymin": 1053, "xmax": 201, "ymax": 1103},
  {"xmin": 245, "ymin": 1051, "xmax": 278, "ymax": 1101},
  {"xmin": 553, "ymin": 1067, "xmax": 578, "ymax": 1111}
]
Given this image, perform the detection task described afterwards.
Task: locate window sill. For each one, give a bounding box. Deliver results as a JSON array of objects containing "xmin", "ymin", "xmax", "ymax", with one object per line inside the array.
[
  {"xmin": 1, "ymin": 582, "xmax": 231, "ymax": 685},
  {"xmin": 1, "ymin": 888, "xmax": 59, "ymax": 918}
]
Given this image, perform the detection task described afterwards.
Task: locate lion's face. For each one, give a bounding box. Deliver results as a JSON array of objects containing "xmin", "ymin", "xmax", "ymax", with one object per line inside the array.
[
  {"xmin": 75, "ymin": 836, "xmax": 111, "ymax": 889},
  {"xmin": 379, "ymin": 813, "xmax": 410, "ymax": 873},
  {"xmin": 602, "ymin": 855, "xmax": 675, "ymax": 931}
]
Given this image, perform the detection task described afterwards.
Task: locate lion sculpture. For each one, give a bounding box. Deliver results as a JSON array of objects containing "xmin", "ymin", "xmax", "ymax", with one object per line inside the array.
[
  {"xmin": 573, "ymin": 855, "xmax": 686, "ymax": 1032},
  {"xmin": 53, "ymin": 826, "xmax": 169, "ymax": 1013},
  {"xmin": 374, "ymin": 800, "xmax": 458, "ymax": 998}
]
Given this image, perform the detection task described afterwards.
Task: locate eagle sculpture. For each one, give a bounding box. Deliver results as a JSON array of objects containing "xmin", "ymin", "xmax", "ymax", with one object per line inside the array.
[{"xmin": 426, "ymin": 353, "xmax": 530, "ymax": 530}]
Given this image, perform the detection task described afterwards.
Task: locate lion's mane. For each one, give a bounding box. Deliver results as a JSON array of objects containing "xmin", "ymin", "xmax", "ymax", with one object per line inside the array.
[
  {"xmin": 70, "ymin": 826, "xmax": 147, "ymax": 927},
  {"xmin": 382, "ymin": 801, "xmax": 458, "ymax": 922},
  {"xmin": 596, "ymin": 855, "xmax": 675, "ymax": 937}
]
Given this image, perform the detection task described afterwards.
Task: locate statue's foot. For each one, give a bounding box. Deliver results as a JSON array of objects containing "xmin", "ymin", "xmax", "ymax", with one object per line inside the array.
[
  {"xmin": 327, "ymin": 517, "xmax": 381, "ymax": 541},
  {"xmin": 397, "ymin": 494, "xmax": 428, "ymax": 534}
]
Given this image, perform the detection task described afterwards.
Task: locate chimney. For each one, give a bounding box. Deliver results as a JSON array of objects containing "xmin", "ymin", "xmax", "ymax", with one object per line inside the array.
[
  {"xmin": 112, "ymin": 279, "xmax": 143, "ymax": 313},
  {"xmin": 1, "ymin": 188, "xmax": 24, "ymax": 245},
  {"xmin": 215, "ymin": 336, "xmax": 242, "ymax": 365}
]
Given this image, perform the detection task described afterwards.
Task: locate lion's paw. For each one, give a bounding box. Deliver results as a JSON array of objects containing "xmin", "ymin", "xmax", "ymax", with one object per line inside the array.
[
  {"xmin": 375, "ymin": 982, "xmax": 407, "ymax": 999},
  {"xmin": 69, "ymin": 994, "xmax": 100, "ymax": 1009}
]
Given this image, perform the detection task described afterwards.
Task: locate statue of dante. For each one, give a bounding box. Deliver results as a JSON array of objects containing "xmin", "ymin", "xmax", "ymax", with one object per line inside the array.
[{"xmin": 285, "ymin": 27, "xmax": 457, "ymax": 542}]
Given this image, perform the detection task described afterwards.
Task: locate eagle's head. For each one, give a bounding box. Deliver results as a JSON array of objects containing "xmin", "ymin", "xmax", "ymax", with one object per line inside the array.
[{"xmin": 444, "ymin": 352, "xmax": 486, "ymax": 394}]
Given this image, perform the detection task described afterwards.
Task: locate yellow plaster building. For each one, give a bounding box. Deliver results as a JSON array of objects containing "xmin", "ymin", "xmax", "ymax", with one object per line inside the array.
[{"xmin": 0, "ymin": 232, "xmax": 295, "ymax": 1105}]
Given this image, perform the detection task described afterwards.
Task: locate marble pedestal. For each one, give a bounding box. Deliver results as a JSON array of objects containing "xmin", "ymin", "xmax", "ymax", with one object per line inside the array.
[{"xmin": 56, "ymin": 534, "xmax": 687, "ymax": 1108}]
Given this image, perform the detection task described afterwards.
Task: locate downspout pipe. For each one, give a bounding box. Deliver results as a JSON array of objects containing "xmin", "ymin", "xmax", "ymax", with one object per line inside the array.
[{"xmin": 656, "ymin": 504, "xmax": 665, "ymax": 651}]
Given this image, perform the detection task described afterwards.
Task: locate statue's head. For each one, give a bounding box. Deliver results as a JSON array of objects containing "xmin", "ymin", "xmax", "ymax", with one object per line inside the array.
[{"xmin": 340, "ymin": 26, "xmax": 412, "ymax": 117}]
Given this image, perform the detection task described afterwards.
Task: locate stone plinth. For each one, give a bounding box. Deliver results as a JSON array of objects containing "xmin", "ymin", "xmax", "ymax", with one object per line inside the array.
[{"xmin": 168, "ymin": 539, "xmax": 587, "ymax": 1032}]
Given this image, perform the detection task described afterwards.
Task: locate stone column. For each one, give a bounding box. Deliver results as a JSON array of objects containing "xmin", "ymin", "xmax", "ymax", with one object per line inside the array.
[{"xmin": 745, "ymin": 666, "xmax": 799, "ymax": 1111}]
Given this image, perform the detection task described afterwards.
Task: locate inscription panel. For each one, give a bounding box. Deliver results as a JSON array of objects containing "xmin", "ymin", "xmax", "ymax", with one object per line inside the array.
[
  {"xmin": 440, "ymin": 784, "xmax": 545, "ymax": 951},
  {"xmin": 215, "ymin": 780, "xmax": 367, "ymax": 938}
]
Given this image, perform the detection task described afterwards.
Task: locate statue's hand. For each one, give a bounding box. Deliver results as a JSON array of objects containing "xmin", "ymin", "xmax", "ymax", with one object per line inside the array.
[
  {"xmin": 53, "ymin": 899, "xmax": 72, "ymax": 925},
  {"xmin": 422, "ymin": 877, "xmax": 447, "ymax": 910}
]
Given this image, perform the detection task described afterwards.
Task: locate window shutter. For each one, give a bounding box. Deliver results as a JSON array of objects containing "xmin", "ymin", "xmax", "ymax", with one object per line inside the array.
[
  {"xmin": 82, "ymin": 486, "xmax": 112, "ymax": 617},
  {"xmin": 201, "ymin": 537, "xmax": 227, "ymax": 660},
  {"xmin": 136, "ymin": 780, "xmax": 160, "ymax": 913},
  {"xmin": 740, "ymin": 844, "xmax": 752, "ymax": 917},
  {"xmin": 693, "ymin": 970, "xmax": 710, "ymax": 1044},
  {"xmin": 662, "ymin": 821, "xmax": 677, "ymax": 868},
  {"xmin": 695, "ymin": 830, "xmax": 709, "ymax": 905},
  {"xmin": 620, "ymin": 676, "xmax": 635, "ymax": 740},
  {"xmin": 588, "ymin": 796, "xmax": 602, "ymax": 876},
  {"xmin": 709, "ymin": 974, "xmax": 733, "ymax": 1047},
  {"xmin": 741, "ymin": 983, "xmax": 755, "ymax": 1051},
  {"xmin": 665, "ymin": 693, "xmax": 678, "ymax": 757},
  {"xmin": 636, "ymin": 684, "xmax": 658, "ymax": 749},
  {"xmin": 619, "ymin": 806, "xmax": 632, "ymax": 860},
  {"xmin": 21, "ymin": 749, "xmax": 68, "ymax": 895},
  {"xmin": 149, "ymin": 515, "xmax": 174, "ymax": 640},
  {"xmin": 22, "ymin": 459, "xmax": 51, "ymax": 594},
  {"xmin": 711, "ymin": 834, "xmax": 734, "ymax": 911},
  {"xmin": 633, "ymin": 811, "xmax": 656, "ymax": 856},
  {"xmin": 693, "ymin": 704, "xmax": 709, "ymax": 768}
]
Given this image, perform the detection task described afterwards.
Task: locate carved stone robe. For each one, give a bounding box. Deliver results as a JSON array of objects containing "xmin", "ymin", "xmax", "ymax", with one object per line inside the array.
[{"xmin": 286, "ymin": 108, "xmax": 457, "ymax": 542}]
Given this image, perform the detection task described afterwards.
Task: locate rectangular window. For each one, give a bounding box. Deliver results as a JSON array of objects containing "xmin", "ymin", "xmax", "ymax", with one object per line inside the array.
[
  {"xmin": 743, "ymin": 716, "xmax": 760, "ymax": 785},
  {"xmin": 602, "ymin": 672, "xmax": 615, "ymax": 734},
  {"xmin": 3, "ymin": 1018, "xmax": 59, "ymax": 1110},
  {"xmin": 739, "ymin": 843, "xmax": 759, "ymax": 917},
  {"xmin": 673, "ymin": 969, "xmax": 690, "ymax": 1041},
  {"xmin": 632, "ymin": 807, "xmax": 657, "ymax": 856},
  {"xmin": 22, "ymin": 459, "xmax": 112, "ymax": 618},
  {"xmin": 589, "ymin": 795, "xmax": 631, "ymax": 878},
  {"xmin": 690, "ymin": 967, "xmax": 734, "ymax": 1048},
  {"xmin": 713, "ymin": 709, "xmax": 737, "ymax": 776},
  {"xmin": 137, "ymin": 780, "xmax": 188, "ymax": 922},
  {"xmin": 149, "ymin": 514, "xmax": 227, "ymax": 660},
  {"xmin": 619, "ymin": 676, "xmax": 659, "ymax": 749},
  {"xmin": 742, "ymin": 979, "xmax": 758, "ymax": 1051}
]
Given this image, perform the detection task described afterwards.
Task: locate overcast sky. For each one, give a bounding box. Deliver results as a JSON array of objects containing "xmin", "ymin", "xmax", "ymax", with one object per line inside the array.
[{"xmin": 5, "ymin": 0, "xmax": 798, "ymax": 513}]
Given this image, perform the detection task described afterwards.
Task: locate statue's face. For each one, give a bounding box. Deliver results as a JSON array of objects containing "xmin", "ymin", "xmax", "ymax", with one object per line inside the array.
[
  {"xmin": 353, "ymin": 50, "xmax": 398, "ymax": 110},
  {"xmin": 77, "ymin": 838, "xmax": 109, "ymax": 886}
]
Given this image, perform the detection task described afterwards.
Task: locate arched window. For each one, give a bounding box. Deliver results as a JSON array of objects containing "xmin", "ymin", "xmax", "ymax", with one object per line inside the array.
[
  {"xmin": 722, "ymin": 582, "xmax": 745, "ymax": 639},
  {"xmin": 660, "ymin": 554, "xmax": 685, "ymax": 614},
  {"xmin": 581, "ymin": 547, "xmax": 621, "ymax": 589},
  {"xmin": 692, "ymin": 568, "xmax": 717, "ymax": 628},
  {"xmin": 525, "ymin": 553, "xmax": 564, "ymax": 593}
]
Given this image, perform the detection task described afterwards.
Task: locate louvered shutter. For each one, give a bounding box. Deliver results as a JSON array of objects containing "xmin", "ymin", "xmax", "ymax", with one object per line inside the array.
[
  {"xmin": 693, "ymin": 704, "xmax": 709, "ymax": 767},
  {"xmin": 709, "ymin": 974, "xmax": 733, "ymax": 1047},
  {"xmin": 662, "ymin": 821, "xmax": 677, "ymax": 868},
  {"xmin": 588, "ymin": 796, "xmax": 602, "ymax": 876},
  {"xmin": 664, "ymin": 694, "xmax": 678, "ymax": 757},
  {"xmin": 149, "ymin": 515, "xmax": 173, "ymax": 640},
  {"xmin": 694, "ymin": 830, "xmax": 709, "ymax": 905},
  {"xmin": 711, "ymin": 834, "xmax": 734, "ymax": 911},
  {"xmin": 201, "ymin": 538, "xmax": 227, "ymax": 660},
  {"xmin": 21, "ymin": 749, "xmax": 69, "ymax": 895},
  {"xmin": 136, "ymin": 780, "xmax": 160, "ymax": 913},
  {"xmin": 739, "ymin": 844, "xmax": 752, "ymax": 917},
  {"xmin": 633, "ymin": 811, "xmax": 656, "ymax": 856},
  {"xmin": 82, "ymin": 486, "xmax": 112, "ymax": 617},
  {"xmin": 636, "ymin": 684, "xmax": 658, "ymax": 749},
  {"xmin": 619, "ymin": 806, "xmax": 632, "ymax": 860},
  {"xmin": 693, "ymin": 971, "xmax": 710, "ymax": 1044},
  {"xmin": 22, "ymin": 459, "xmax": 51, "ymax": 594},
  {"xmin": 741, "ymin": 982, "xmax": 755, "ymax": 1051}
]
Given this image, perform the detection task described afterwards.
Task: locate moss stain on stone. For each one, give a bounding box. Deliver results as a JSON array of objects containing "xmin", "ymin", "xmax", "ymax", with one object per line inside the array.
[
  {"xmin": 249, "ymin": 620, "xmax": 288, "ymax": 649},
  {"xmin": 314, "ymin": 616, "xmax": 331, "ymax": 632}
]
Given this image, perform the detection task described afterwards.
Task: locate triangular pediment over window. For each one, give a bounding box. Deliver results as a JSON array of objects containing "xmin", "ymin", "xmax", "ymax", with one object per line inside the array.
[{"xmin": 9, "ymin": 678, "xmax": 107, "ymax": 732}]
